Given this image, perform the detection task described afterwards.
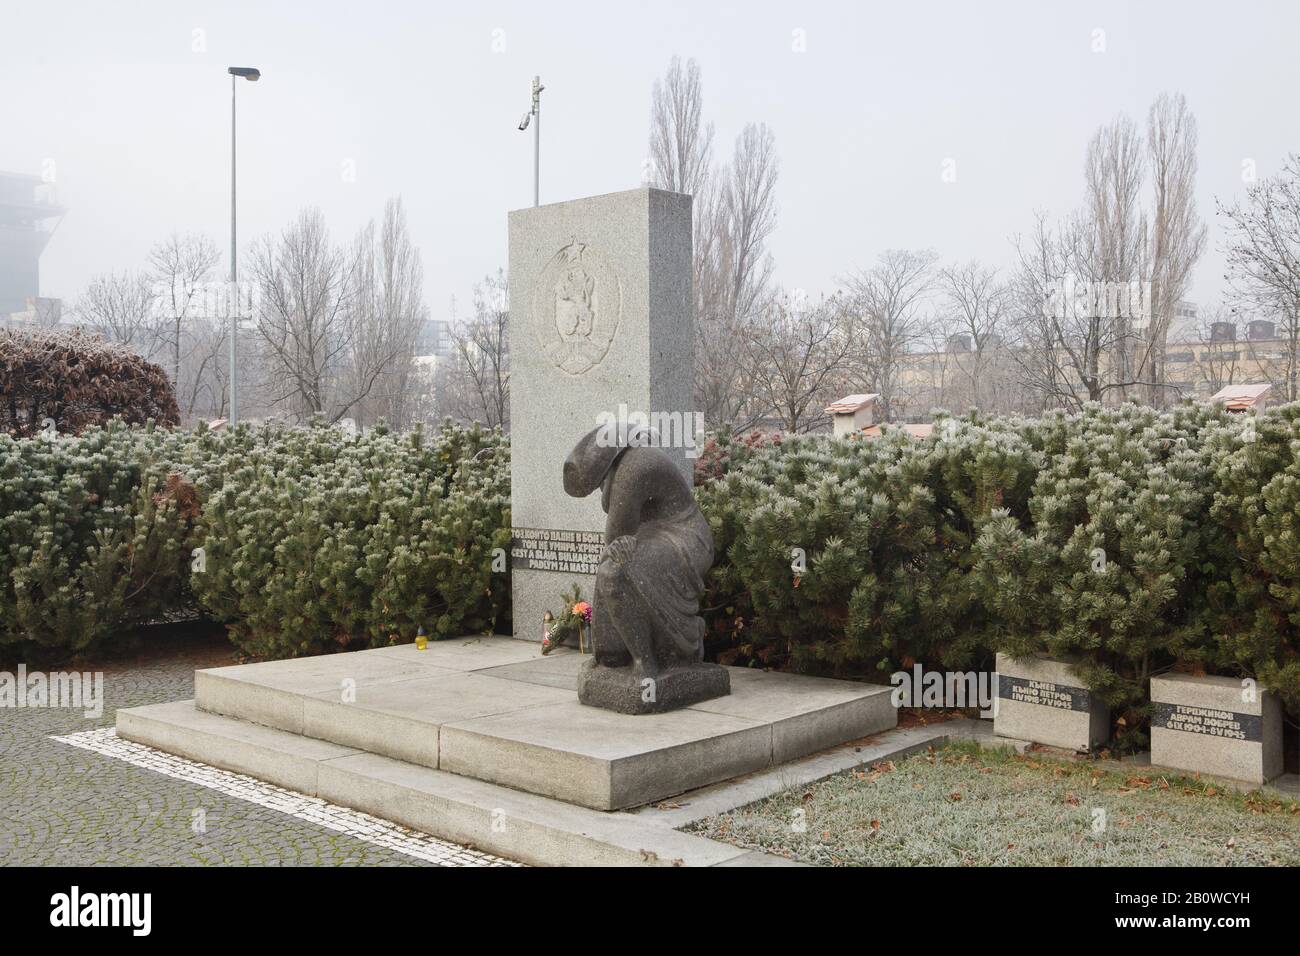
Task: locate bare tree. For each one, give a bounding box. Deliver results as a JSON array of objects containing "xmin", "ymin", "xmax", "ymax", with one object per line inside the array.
[
  {"xmin": 1009, "ymin": 210, "xmax": 1119, "ymax": 409},
  {"xmin": 648, "ymin": 56, "xmax": 713, "ymax": 196},
  {"xmin": 649, "ymin": 55, "xmax": 719, "ymax": 342},
  {"xmin": 145, "ymin": 233, "xmax": 224, "ymax": 422},
  {"xmin": 935, "ymin": 260, "xmax": 1011, "ymax": 411},
  {"xmin": 346, "ymin": 197, "xmax": 428, "ymax": 429},
  {"xmin": 1011, "ymin": 94, "xmax": 1206, "ymax": 410},
  {"xmin": 1219, "ymin": 153, "xmax": 1300, "ymax": 401},
  {"xmin": 744, "ymin": 292, "xmax": 855, "ymax": 432},
  {"xmin": 845, "ymin": 249, "xmax": 938, "ymax": 421},
  {"xmin": 72, "ymin": 270, "xmax": 160, "ymax": 359},
  {"xmin": 648, "ymin": 57, "xmax": 779, "ymax": 434},
  {"xmin": 147, "ymin": 233, "xmax": 221, "ymax": 390},
  {"xmin": 1193, "ymin": 307, "xmax": 1242, "ymax": 396},
  {"xmin": 717, "ymin": 124, "xmax": 779, "ymax": 326},
  {"xmin": 175, "ymin": 314, "xmax": 230, "ymax": 422},
  {"xmin": 441, "ymin": 269, "xmax": 510, "ymax": 429},
  {"xmin": 1082, "ymin": 113, "xmax": 1149, "ymax": 402},
  {"xmin": 1142, "ymin": 93, "xmax": 1207, "ymax": 404},
  {"xmin": 248, "ymin": 207, "xmax": 361, "ymax": 422}
]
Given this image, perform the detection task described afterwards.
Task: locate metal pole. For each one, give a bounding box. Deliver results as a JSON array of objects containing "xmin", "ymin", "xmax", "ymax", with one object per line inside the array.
[
  {"xmin": 229, "ymin": 74, "xmax": 238, "ymax": 425},
  {"xmin": 532, "ymin": 75, "xmax": 540, "ymax": 207}
]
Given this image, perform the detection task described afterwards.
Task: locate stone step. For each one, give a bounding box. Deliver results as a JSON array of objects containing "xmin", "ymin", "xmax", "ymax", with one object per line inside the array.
[
  {"xmin": 116, "ymin": 699, "xmax": 756, "ymax": 867},
  {"xmin": 187, "ymin": 637, "xmax": 898, "ymax": 811}
]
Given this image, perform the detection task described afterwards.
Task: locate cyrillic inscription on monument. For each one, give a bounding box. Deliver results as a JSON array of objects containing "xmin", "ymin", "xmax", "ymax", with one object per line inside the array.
[
  {"xmin": 510, "ymin": 527, "xmax": 604, "ymax": 575},
  {"xmin": 998, "ymin": 675, "xmax": 1090, "ymax": 712},
  {"xmin": 1151, "ymin": 702, "xmax": 1263, "ymax": 742}
]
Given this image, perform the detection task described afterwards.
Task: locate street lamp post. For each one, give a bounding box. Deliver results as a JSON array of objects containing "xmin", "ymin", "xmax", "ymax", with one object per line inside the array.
[
  {"xmin": 227, "ymin": 66, "xmax": 260, "ymax": 425},
  {"xmin": 517, "ymin": 75, "xmax": 544, "ymax": 207}
]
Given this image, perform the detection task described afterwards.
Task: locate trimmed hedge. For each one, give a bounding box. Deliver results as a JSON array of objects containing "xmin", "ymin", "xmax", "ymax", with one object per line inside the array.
[
  {"xmin": 0, "ymin": 419, "xmax": 509, "ymax": 661},
  {"xmin": 1, "ymin": 402, "xmax": 1297, "ymax": 751},
  {"xmin": 696, "ymin": 402, "xmax": 1300, "ymax": 749},
  {"xmin": 0, "ymin": 422, "xmax": 197, "ymax": 658},
  {"xmin": 190, "ymin": 421, "xmax": 509, "ymax": 658}
]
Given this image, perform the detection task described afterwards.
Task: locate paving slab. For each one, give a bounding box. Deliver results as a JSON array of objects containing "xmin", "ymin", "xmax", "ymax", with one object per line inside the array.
[
  {"xmin": 177, "ymin": 642, "xmax": 901, "ymax": 814},
  {"xmin": 356, "ymin": 636, "xmax": 571, "ymax": 672},
  {"xmin": 301, "ymin": 673, "xmax": 573, "ymax": 769},
  {"xmin": 689, "ymin": 668, "xmax": 897, "ymax": 764},
  {"xmin": 476, "ymin": 652, "xmax": 588, "ymax": 690},
  {"xmin": 318, "ymin": 751, "xmax": 748, "ymax": 867},
  {"xmin": 440, "ymin": 700, "xmax": 773, "ymax": 810},
  {"xmin": 115, "ymin": 699, "xmax": 753, "ymax": 867},
  {"xmin": 117, "ymin": 699, "xmax": 363, "ymax": 795},
  {"xmin": 196, "ymin": 652, "xmax": 458, "ymax": 734}
]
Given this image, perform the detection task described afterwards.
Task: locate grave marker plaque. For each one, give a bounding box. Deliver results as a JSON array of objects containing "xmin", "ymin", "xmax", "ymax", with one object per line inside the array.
[
  {"xmin": 1150, "ymin": 673, "xmax": 1282, "ymax": 784},
  {"xmin": 993, "ymin": 653, "xmax": 1110, "ymax": 751}
]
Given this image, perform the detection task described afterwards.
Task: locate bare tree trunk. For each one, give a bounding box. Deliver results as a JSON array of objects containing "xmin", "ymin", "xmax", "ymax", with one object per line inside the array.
[
  {"xmin": 648, "ymin": 57, "xmax": 778, "ymax": 434},
  {"xmin": 146, "ymin": 232, "xmax": 221, "ymax": 420},
  {"xmin": 442, "ymin": 270, "xmax": 510, "ymax": 429},
  {"xmin": 1144, "ymin": 93, "xmax": 1207, "ymax": 406},
  {"xmin": 845, "ymin": 249, "xmax": 938, "ymax": 421}
]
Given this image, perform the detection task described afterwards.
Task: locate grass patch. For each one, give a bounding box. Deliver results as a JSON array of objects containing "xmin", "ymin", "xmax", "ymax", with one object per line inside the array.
[{"xmin": 685, "ymin": 742, "xmax": 1300, "ymax": 866}]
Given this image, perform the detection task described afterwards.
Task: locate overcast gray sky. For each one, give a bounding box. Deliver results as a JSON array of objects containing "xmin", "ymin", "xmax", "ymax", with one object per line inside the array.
[{"xmin": 4, "ymin": 0, "xmax": 1298, "ymax": 320}]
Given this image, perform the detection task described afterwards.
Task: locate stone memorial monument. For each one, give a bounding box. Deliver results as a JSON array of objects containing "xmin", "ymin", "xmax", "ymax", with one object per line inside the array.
[{"xmin": 508, "ymin": 187, "xmax": 697, "ymax": 660}]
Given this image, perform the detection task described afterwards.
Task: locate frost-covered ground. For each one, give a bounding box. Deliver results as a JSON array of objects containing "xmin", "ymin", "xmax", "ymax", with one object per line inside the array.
[{"xmin": 687, "ymin": 742, "xmax": 1300, "ymax": 866}]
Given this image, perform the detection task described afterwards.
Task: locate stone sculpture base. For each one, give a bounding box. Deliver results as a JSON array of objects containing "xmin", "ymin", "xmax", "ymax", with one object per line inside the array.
[{"xmin": 576, "ymin": 658, "xmax": 730, "ymax": 715}]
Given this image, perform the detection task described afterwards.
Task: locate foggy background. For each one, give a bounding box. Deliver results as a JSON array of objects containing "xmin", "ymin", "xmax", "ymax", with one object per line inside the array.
[{"xmin": 5, "ymin": 0, "xmax": 1298, "ymax": 317}]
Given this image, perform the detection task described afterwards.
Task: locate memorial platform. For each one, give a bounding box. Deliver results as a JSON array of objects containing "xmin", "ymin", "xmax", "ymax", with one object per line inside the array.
[{"xmin": 116, "ymin": 636, "xmax": 896, "ymax": 812}]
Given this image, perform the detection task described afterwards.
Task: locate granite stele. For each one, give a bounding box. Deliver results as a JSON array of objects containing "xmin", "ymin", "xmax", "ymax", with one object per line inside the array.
[
  {"xmin": 507, "ymin": 187, "xmax": 695, "ymax": 643},
  {"xmin": 113, "ymin": 190, "xmax": 898, "ymax": 864}
]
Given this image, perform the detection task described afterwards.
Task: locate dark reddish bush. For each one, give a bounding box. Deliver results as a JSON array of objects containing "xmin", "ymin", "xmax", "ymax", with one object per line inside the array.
[
  {"xmin": 0, "ymin": 328, "xmax": 179, "ymax": 437},
  {"xmin": 693, "ymin": 430, "xmax": 784, "ymax": 485}
]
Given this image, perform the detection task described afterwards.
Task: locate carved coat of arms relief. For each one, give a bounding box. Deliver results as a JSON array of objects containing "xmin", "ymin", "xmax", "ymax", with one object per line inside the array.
[{"xmin": 532, "ymin": 239, "xmax": 622, "ymax": 375}]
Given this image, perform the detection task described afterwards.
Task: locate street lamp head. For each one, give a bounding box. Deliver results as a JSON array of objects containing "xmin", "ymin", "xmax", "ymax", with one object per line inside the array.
[
  {"xmin": 518, "ymin": 111, "xmax": 531, "ymax": 131},
  {"xmin": 228, "ymin": 67, "xmax": 261, "ymax": 81}
]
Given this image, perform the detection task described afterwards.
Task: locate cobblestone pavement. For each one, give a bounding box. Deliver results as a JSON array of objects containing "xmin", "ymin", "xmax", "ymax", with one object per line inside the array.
[{"xmin": 0, "ymin": 633, "xmax": 516, "ymax": 866}]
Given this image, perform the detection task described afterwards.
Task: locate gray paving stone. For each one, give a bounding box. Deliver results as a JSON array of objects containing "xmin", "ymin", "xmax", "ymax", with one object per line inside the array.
[{"xmin": 0, "ymin": 635, "xmax": 503, "ymax": 866}]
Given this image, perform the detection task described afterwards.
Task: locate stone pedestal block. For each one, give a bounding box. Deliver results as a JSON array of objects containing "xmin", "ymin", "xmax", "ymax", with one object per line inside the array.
[
  {"xmin": 1150, "ymin": 673, "xmax": 1283, "ymax": 785},
  {"xmin": 993, "ymin": 653, "xmax": 1109, "ymax": 751},
  {"xmin": 576, "ymin": 658, "xmax": 730, "ymax": 715}
]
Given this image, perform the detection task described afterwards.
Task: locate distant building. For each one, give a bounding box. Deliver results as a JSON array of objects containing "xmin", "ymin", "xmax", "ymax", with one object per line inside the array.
[
  {"xmin": 0, "ymin": 172, "xmax": 65, "ymax": 318},
  {"xmin": 824, "ymin": 393, "xmax": 934, "ymax": 439},
  {"xmin": 890, "ymin": 301, "xmax": 1299, "ymax": 417},
  {"xmin": 414, "ymin": 317, "xmax": 453, "ymax": 360},
  {"xmin": 4, "ymin": 295, "xmax": 62, "ymax": 328}
]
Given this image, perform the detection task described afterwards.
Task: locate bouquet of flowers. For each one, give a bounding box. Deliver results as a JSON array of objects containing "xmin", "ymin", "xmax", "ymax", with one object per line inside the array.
[{"xmin": 542, "ymin": 585, "xmax": 593, "ymax": 655}]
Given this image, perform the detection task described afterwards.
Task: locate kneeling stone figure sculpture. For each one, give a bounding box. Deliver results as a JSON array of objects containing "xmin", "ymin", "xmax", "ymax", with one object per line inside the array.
[{"xmin": 563, "ymin": 426, "xmax": 730, "ymax": 714}]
